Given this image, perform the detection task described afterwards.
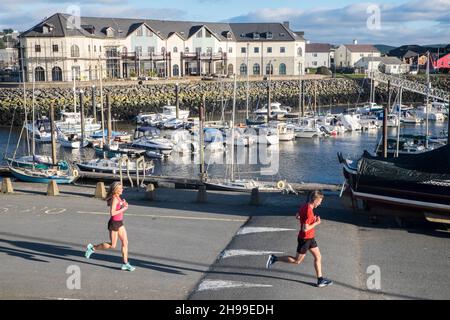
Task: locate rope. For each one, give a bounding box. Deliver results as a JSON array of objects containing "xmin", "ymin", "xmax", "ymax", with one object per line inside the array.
[{"xmin": 3, "ymin": 106, "xmax": 17, "ymax": 160}]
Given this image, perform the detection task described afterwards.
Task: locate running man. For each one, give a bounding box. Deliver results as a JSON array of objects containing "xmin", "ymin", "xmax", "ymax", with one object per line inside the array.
[
  {"xmin": 85, "ymin": 182, "xmax": 135, "ymax": 271},
  {"xmin": 266, "ymin": 190, "xmax": 332, "ymax": 287}
]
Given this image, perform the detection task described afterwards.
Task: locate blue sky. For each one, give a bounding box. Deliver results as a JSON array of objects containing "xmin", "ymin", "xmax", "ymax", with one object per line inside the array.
[{"xmin": 1, "ymin": 0, "xmax": 449, "ymax": 46}]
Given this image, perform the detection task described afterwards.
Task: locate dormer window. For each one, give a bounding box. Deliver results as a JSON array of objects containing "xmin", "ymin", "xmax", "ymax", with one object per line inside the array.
[
  {"xmin": 253, "ymin": 32, "xmax": 260, "ymax": 40},
  {"xmin": 227, "ymin": 32, "xmax": 232, "ymax": 40},
  {"xmin": 266, "ymin": 32, "xmax": 273, "ymax": 39},
  {"xmin": 42, "ymin": 24, "xmax": 54, "ymax": 34},
  {"xmin": 279, "ymin": 32, "xmax": 285, "ymax": 37},
  {"xmin": 82, "ymin": 25, "xmax": 95, "ymax": 35},
  {"xmin": 105, "ymin": 27, "xmax": 114, "ymax": 37}
]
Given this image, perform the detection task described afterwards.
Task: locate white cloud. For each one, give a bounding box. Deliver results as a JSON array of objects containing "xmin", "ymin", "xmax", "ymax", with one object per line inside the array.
[{"xmin": 228, "ymin": 0, "xmax": 450, "ymax": 45}]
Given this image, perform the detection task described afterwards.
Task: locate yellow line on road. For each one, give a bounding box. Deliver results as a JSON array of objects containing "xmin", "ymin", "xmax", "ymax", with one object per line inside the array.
[{"xmin": 76, "ymin": 211, "xmax": 247, "ymax": 222}]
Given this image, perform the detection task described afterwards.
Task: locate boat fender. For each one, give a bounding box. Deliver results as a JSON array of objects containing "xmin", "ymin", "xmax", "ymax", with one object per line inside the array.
[
  {"xmin": 73, "ymin": 169, "xmax": 79, "ymax": 177},
  {"xmin": 277, "ymin": 180, "xmax": 286, "ymax": 189}
]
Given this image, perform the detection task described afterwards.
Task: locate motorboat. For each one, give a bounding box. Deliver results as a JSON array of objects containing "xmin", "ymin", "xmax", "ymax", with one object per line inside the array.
[
  {"xmin": 57, "ymin": 130, "xmax": 88, "ymax": 149},
  {"xmin": 255, "ymin": 102, "xmax": 291, "ymax": 119},
  {"xmin": 415, "ymin": 105, "xmax": 445, "ymax": 121},
  {"xmin": 288, "ymin": 118, "xmax": 323, "ymax": 138},
  {"xmin": 25, "ymin": 118, "xmax": 56, "ymax": 143},
  {"xmin": 55, "ymin": 112, "xmax": 101, "ymax": 135},
  {"xmin": 132, "ymin": 127, "xmax": 174, "ymax": 154}
]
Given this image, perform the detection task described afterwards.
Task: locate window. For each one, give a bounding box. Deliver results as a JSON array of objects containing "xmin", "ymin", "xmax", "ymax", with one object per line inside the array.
[
  {"xmin": 88, "ymin": 45, "xmax": 91, "ymax": 53},
  {"xmin": 253, "ymin": 63, "xmax": 260, "ymax": 75},
  {"xmin": 266, "ymin": 32, "xmax": 273, "ymax": 39},
  {"xmin": 196, "ymin": 47, "xmax": 202, "ymax": 54},
  {"xmin": 218, "ymin": 47, "xmax": 223, "ymax": 53},
  {"xmin": 94, "ymin": 45, "xmax": 97, "ymax": 53},
  {"xmin": 106, "ymin": 28, "xmax": 114, "ymax": 37},
  {"xmin": 173, "ymin": 64, "xmax": 180, "ymax": 77},
  {"xmin": 136, "ymin": 27, "xmax": 143, "ymax": 37},
  {"xmin": 122, "ymin": 47, "xmax": 128, "ymax": 55},
  {"xmin": 240, "ymin": 63, "xmax": 247, "ymax": 75},
  {"xmin": 228, "ymin": 47, "xmax": 233, "ymax": 54},
  {"xmin": 253, "ymin": 32, "xmax": 260, "ymax": 40},
  {"xmin": 161, "ymin": 47, "xmax": 166, "ymax": 54},
  {"xmin": 266, "ymin": 63, "xmax": 273, "ymax": 75},
  {"xmin": 227, "ymin": 32, "xmax": 233, "ymax": 40},
  {"xmin": 35, "ymin": 45, "xmax": 41, "ymax": 53},
  {"xmin": 313, "ymin": 61, "xmax": 318, "ymax": 66},
  {"xmin": 71, "ymin": 44, "xmax": 80, "ymax": 57},
  {"xmin": 100, "ymin": 46, "xmax": 102, "ymax": 52},
  {"xmin": 135, "ymin": 46, "xmax": 142, "ymax": 56},
  {"xmin": 313, "ymin": 53, "xmax": 318, "ymax": 57},
  {"xmin": 52, "ymin": 66, "xmax": 62, "ymax": 81},
  {"xmin": 196, "ymin": 30, "xmax": 203, "ymax": 38},
  {"xmin": 205, "ymin": 30, "xmax": 212, "ymax": 38},
  {"xmin": 173, "ymin": 47, "xmax": 178, "ymax": 53},
  {"xmin": 148, "ymin": 47, "xmax": 155, "ymax": 55},
  {"xmin": 297, "ymin": 47, "xmax": 303, "ymax": 57},
  {"xmin": 207, "ymin": 47, "xmax": 212, "ymax": 54},
  {"xmin": 241, "ymin": 47, "xmax": 246, "ymax": 54},
  {"xmin": 267, "ymin": 47, "xmax": 272, "ymax": 53},
  {"xmin": 279, "ymin": 63, "xmax": 286, "ymax": 75},
  {"xmin": 146, "ymin": 28, "xmax": 153, "ymax": 37},
  {"xmin": 254, "ymin": 47, "xmax": 259, "ymax": 54},
  {"xmin": 185, "ymin": 47, "xmax": 189, "ymax": 53},
  {"xmin": 34, "ymin": 66, "xmax": 45, "ymax": 81},
  {"xmin": 280, "ymin": 47, "xmax": 286, "ymax": 54},
  {"xmin": 52, "ymin": 44, "xmax": 58, "ymax": 52}
]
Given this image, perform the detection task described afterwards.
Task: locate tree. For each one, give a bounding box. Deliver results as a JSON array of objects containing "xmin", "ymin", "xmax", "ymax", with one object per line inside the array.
[
  {"xmin": 2, "ymin": 29, "xmax": 13, "ymax": 35},
  {"xmin": 0, "ymin": 39, "xmax": 6, "ymax": 50}
]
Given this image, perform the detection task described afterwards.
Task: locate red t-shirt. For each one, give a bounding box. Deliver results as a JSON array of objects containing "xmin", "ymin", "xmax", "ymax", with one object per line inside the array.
[{"xmin": 297, "ymin": 203, "xmax": 316, "ymax": 239}]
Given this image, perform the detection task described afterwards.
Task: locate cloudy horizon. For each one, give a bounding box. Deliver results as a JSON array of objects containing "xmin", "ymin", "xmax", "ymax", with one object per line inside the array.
[{"xmin": 1, "ymin": 0, "xmax": 449, "ymax": 46}]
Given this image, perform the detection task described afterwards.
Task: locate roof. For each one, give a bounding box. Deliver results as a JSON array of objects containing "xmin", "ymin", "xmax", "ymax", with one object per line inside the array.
[
  {"xmin": 306, "ymin": 43, "xmax": 332, "ymax": 53},
  {"xmin": 20, "ymin": 13, "xmax": 304, "ymax": 42},
  {"xmin": 356, "ymin": 56, "xmax": 404, "ymax": 65},
  {"xmin": 344, "ymin": 44, "xmax": 380, "ymax": 53}
]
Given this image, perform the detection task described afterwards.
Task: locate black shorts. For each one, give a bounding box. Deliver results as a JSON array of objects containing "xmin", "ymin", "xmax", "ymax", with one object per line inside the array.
[
  {"xmin": 108, "ymin": 219, "xmax": 124, "ymax": 232},
  {"xmin": 297, "ymin": 238, "xmax": 318, "ymax": 254}
]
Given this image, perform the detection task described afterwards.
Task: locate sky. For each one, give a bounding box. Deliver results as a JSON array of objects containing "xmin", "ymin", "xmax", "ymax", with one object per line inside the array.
[{"xmin": 1, "ymin": 0, "xmax": 449, "ymax": 46}]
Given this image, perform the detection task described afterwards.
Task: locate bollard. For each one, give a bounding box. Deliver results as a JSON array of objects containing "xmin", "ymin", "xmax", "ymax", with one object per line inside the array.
[
  {"xmin": 95, "ymin": 182, "xmax": 106, "ymax": 199},
  {"xmin": 146, "ymin": 183, "xmax": 156, "ymax": 201},
  {"xmin": 250, "ymin": 188, "xmax": 260, "ymax": 206},
  {"xmin": 197, "ymin": 185, "xmax": 207, "ymax": 203},
  {"xmin": 47, "ymin": 180, "xmax": 60, "ymax": 196},
  {"xmin": 1, "ymin": 178, "xmax": 14, "ymax": 194}
]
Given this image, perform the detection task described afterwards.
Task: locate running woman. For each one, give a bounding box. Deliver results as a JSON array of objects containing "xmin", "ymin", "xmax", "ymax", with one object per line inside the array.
[
  {"xmin": 266, "ymin": 190, "xmax": 332, "ymax": 287},
  {"xmin": 85, "ymin": 182, "xmax": 135, "ymax": 271}
]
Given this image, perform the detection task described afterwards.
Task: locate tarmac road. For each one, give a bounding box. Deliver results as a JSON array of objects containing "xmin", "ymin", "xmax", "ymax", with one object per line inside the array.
[{"xmin": 0, "ymin": 184, "xmax": 449, "ymax": 300}]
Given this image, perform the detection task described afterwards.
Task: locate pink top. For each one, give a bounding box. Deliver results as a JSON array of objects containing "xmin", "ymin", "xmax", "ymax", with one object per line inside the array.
[{"xmin": 111, "ymin": 195, "xmax": 125, "ymax": 222}]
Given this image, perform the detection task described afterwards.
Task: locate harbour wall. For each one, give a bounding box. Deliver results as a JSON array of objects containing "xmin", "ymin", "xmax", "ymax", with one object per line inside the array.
[{"xmin": 0, "ymin": 77, "xmax": 446, "ymax": 126}]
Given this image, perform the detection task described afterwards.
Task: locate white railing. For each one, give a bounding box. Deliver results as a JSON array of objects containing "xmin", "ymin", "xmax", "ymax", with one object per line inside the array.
[{"xmin": 368, "ymin": 71, "xmax": 449, "ymax": 102}]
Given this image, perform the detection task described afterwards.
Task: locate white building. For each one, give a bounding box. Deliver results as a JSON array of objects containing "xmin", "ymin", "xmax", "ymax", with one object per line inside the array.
[
  {"xmin": 305, "ymin": 43, "xmax": 332, "ymax": 69},
  {"xmin": 19, "ymin": 13, "xmax": 306, "ymax": 82},
  {"xmin": 355, "ymin": 56, "xmax": 410, "ymax": 74},
  {"xmin": 334, "ymin": 42, "xmax": 381, "ymax": 68}
]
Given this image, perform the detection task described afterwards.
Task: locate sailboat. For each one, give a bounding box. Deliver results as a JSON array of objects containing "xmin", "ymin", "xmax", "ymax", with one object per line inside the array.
[
  {"xmin": 9, "ymin": 105, "xmax": 78, "ymax": 184},
  {"xmin": 204, "ymin": 74, "xmax": 279, "ymax": 192}
]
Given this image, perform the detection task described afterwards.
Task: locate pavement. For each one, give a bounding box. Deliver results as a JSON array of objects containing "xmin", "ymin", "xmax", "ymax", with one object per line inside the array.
[{"xmin": 0, "ymin": 182, "xmax": 449, "ymax": 300}]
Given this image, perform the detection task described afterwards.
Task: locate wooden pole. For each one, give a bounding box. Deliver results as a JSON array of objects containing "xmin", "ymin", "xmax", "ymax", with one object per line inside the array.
[
  {"xmin": 50, "ymin": 104, "xmax": 57, "ymax": 166},
  {"xmin": 106, "ymin": 92, "xmax": 112, "ymax": 145},
  {"xmin": 175, "ymin": 83, "xmax": 180, "ymax": 119},
  {"xmin": 79, "ymin": 91, "xmax": 85, "ymax": 144},
  {"xmin": 91, "ymin": 85, "xmax": 97, "ymax": 123}
]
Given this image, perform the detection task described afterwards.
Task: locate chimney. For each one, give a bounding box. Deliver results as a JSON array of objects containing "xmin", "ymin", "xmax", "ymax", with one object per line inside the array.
[
  {"xmin": 283, "ymin": 21, "xmax": 290, "ymax": 29},
  {"xmin": 353, "ymin": 39, "xmax": 358, "ymax": 45}
]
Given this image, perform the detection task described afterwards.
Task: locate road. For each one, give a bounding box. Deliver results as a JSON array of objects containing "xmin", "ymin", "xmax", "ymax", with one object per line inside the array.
[{"xmin": 0, "ymin": 183, "xmax": 449, "ymax": 300}]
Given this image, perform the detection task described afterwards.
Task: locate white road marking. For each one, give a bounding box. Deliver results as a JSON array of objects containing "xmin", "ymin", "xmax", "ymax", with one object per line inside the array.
[
  {"xmin": 44, "ymin": 208, "xmax": 67, "ymax": 215},
  {"xmin": 197, "ymin": 280, "xmax": 272, "ymax": 292},
  {"xmin": 219, "ymin": 249, "xmax": 284, "ymax": 259},
  {"xmin": 76, "ymin": 211, "xmax": 247, "ymax": 223},
  {"xmin": 236, "ymin": 227, "xmax": 296, "ymax": 235}
]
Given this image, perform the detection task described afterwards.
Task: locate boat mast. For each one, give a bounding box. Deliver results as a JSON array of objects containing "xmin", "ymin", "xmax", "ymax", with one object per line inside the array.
[
  {"xmin": 395, "ymin": 86, "xmax": 403, "ymax": 158},
  {"xmin": 73, "ymin": 66, "xmax": 77, "ymax": 114},
  {"xmin": 231, "ymin": 74, "xmax": 237, "ymax": 182},
  {"xmin": 246, "ymin": 42, "xmax": 249, "ymax": 120},
  {"xmin": 298, "ymin": 62, "xmax": 302, "ymax": 120},
  {"xmin": 425, "ymin": 51, "xmax": 430, "ymax": 149},
  {"xmin": 21, "ymin": 46, "xmax": 30, "ymax": 156},
  {"xmin": 99, "ymin": 57, "xmax": 105, "ymax": 147},
  {"xmin": 31, "ymin": 72, "xmax": 36, "ymax": 158}
]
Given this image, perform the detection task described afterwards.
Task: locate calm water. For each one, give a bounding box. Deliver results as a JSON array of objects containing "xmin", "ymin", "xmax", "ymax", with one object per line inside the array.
[{"xmin": 1, "ymin": 120, "xmax": 448, "ymax": 185}]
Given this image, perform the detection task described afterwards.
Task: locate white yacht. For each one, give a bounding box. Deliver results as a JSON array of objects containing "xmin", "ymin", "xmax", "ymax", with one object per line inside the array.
[
  {"xmin": 161, "ymin": 105, "xmax": 190, "ymax": 120},
  {"xmin": 288, "ymin": 118, "xmax": 323, "ymax": 138},
  {"xmin": 255, "ymin": 102, "xmax": 291, "ymax": 119},
  {"xmin": 415, "ymin": 105, "xmax": 445, "ymax": 121},
  {"xmin": 57, "ymin": 130, "xmax": 88, "ymax": 149},
  {"xmin": 132, "ymin": 127, "xmax": 174, "ymax": 154},
  {"xmin": 25, "ymin": 118, "xmax": 56, "ymax": 143},
  {"xmin": 56, "ymin": 112, "xmax": 101, "ymax": 135},
  {"xmin": 361, "ymin": 102, "xmax": 384, "ymax": 113},
  {"xmin": 77, "ymin": 157, "xmax": 154, "ymax": 175}
]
